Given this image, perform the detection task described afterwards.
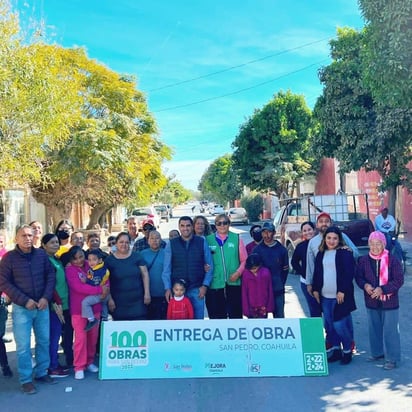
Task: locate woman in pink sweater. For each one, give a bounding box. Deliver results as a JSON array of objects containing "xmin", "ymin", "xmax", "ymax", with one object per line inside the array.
[{"xmin": 65, "ymin": 246, "xmax": 109, "ymax": 380}]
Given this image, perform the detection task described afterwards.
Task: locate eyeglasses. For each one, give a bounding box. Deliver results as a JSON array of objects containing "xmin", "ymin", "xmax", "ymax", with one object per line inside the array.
[
  {"xmin": 108, "ymin": 241, "xmax": 116, "ymax": 246},
  {"xmin": 143, "ymin": 226, "xmax": 153, "ymax": 231},
  {"xmin": 216, "ymin": 221, "xmax": 229, "ymax": 226}
]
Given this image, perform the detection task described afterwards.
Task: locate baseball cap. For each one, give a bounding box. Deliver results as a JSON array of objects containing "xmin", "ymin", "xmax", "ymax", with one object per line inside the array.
[
  {"xmin": 142, "ymin": 219, "xmax": 155, "ymax": 228},
  {"xmin": 317, "ymin": 212, "xmax": 331, "ymax": 221},
  {"xmin": 261, "ymin": 222, "xmax": 275, "ymax": 232}
]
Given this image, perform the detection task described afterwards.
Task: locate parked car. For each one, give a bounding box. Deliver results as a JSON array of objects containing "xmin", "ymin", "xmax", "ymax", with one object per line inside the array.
[
  {"xmin": 227, "ymin": 207, "xmax": 249, "ymax": 225},
  {"xmin": 210, "ymin": 204, "xmax": 225, "ymax": 215},
  {"xmin": 131, "ymin": 206, "xmax": 161, "ymax": 230},
  {"xmin": 154, "ymin": 205, "xmax": 170, "ymax": 222}
]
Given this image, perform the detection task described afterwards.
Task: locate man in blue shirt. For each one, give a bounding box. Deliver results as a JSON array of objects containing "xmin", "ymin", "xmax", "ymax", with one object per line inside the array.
[{"xmin": 162, "ymin": 216, "xmax": 213, "ymax": 319}]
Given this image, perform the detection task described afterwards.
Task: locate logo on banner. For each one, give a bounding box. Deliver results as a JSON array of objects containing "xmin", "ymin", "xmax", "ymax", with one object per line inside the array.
[
  {"xmin": 205, "ymin": 362, "xmax": 226, "ymax": 375},
  {"xmin": 304, "ymin": 353, "xmax": 327, "ymax": 374},
  {"xmin": 106, "ymin": 330, "xmax": 149, "ymax": 367}
]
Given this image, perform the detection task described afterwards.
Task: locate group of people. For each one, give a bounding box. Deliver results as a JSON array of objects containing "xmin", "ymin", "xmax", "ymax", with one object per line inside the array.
[
  {"xmin": 290, "ymin": 211, "xmax": 404, "ymax": 369},
  {"xmin": 0, "ymin": 206, "xmax": 405, "ymax": 394}
]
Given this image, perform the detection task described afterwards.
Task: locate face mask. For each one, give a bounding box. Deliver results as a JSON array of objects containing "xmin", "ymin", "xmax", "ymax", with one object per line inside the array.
[
  {"xmin": 252, "ymin": 231, "xmax": 262, "ymax": 243},
  {"xmin": 57, "ymin": 230, "xmax": 70, "ymax": 240},
  {"xmin": 111, "ymin": 245, "xmax": 117, "ymax": 253}
]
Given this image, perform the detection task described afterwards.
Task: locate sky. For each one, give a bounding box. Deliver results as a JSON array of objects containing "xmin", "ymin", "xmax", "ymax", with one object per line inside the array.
[{"xmin": 13, "ymin": 0, "xmax": 364, "ymax": 190}]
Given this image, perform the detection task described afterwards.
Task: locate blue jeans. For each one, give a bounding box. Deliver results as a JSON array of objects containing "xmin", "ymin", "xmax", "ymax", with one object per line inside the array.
[
  {"xmin": 186, "ymin": 287, "xmax": 205, "ymax": 319},
  {"xmin": 49, "ymin": 311, "xmax": 63, "ymax": 370},
  {"xmin": 300, "ymin": 281, "xmax": 322, "ymax": 317},
  {"xmin": 321, "ymin": 297, "xmax": 353, "ymax": 352},
  {"xmin": 367, "ymin": 308, "xmax": 400, "ymax": 363},
  {"xmin": 12, "ymin": 304, "xmax": 50, "ymax": 384},
  {"xmin": 273, "ymin": 291, "xmax": 285, "ymax": 318}
]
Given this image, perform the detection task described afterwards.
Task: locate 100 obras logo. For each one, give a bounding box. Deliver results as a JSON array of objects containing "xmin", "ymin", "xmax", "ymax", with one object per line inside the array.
[{"xmin": 106, "ymin": 330, "xmax": 148, "ymax": 367}]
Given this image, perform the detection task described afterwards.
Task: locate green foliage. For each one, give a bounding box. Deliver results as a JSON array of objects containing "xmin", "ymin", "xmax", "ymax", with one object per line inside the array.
[
  {"xmin": 359, "ymin": 0, "xmax": 412, "ymax": 108},
  {"xmin": 312, "ymin": 27, "xmax": 412, "ymax": 193},
  {"xmin": 240, "ymin": 192, "xmax": 263, "ymax": 222},
  {"xmin": 232, "ymin": 90, "xmax": 314, "ymax": 196},
  {"xmin": 0, "ymin": 2, "xmax": 172, "ymax": 227},
  {"xmin": 29, "ymin": 46, "xmax": 171, "ymax": 217},
  {"xmin": 0, "ymin": 5, "xmax": 83, "ymax": 187},
  {"xmin": 154, "ymin": 178, "xmax": 191, "ymax": 206},
  {"xmin": 198, "ymin": 154, "xmax": 242, "ymax": 204}
]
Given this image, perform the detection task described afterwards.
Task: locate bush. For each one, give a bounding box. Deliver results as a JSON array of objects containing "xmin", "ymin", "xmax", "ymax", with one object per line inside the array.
[{"xmin": 241, "ymin": 193, "xmax": 263, "ymax": 222}]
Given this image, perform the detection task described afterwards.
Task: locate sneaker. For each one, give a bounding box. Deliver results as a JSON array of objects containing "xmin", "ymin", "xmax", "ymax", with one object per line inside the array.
[
  {"xmin": 351, "ymin": 341, "xmax": 357, "ymax": 354},
  {"xmin": 87, "ymin": 363, "xmax": 99, "ymax": 373},
  {"xmin": 48, "ymin": 366, "xmax": 69, "ymax": 378},
  {"xmin": 2, "ymin": 365, "xmax": 13, "ymax": 378},
  {"xmin": 35, "ymin": 374, "xmax": 57, "ymax": 385},
  {"xmin": 366, "ymin": 355, "xmax": 385, "ymax": 362},
  {"xmin": 327, "ymin": 349, "xmax": 342, "ymax": 363},
  {"xmin": 341, "ymin": 352, "xmax": 352, "ymax": 365},
  {"xmin": 74, "ymin": 370, "xmax": 84, "ymax": 380},
  {"xmin": 84, "ymin": 318, "xmax": 99, "ymax": 332},
  {"xmin": 383, "ymin": 361, "xmax": 396, "ymax": 370},
  {"xmin": 21, "ymin": 382, "xmax": 37, "ymax": 395}
]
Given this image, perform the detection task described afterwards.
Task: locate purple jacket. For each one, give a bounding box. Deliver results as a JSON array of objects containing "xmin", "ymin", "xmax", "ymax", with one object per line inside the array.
[
  {"xmin": 355, "ymin": 254, "xmax": 403, "ymax": 310},
  {"xmin": 0, "ymin": 246, "xmax": 55, "ymax": 307}
]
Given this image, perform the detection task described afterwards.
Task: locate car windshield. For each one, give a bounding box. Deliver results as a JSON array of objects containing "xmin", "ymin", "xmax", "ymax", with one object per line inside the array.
[{"xmin": 132, "ymin": 208, "xmax": 151, "ymax": 216}]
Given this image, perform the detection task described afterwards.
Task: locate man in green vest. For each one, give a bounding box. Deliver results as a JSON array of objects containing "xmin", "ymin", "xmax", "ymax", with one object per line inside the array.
[{"xmin": 206, "ymin": 214, "xmax": 247, "ymax": 319}]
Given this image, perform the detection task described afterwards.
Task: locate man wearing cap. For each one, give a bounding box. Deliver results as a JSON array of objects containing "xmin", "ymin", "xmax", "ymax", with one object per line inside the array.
[
  {"xmin": 375, "ymin": 207, "xmax": 396, "ymax": 236},
  {"xmin": 254, "ymin": 222, "xmax": 289, "ymax": 318},
  {"xmin": 133, "ymin": 219, "xmax": 166, "ymax": 253}
]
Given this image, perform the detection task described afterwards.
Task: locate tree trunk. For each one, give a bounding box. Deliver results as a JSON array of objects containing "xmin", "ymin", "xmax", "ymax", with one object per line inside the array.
[
  {"xmin": 86, "ymin": 206, "xmax": 108, "ymax": 230},
  {"xmin": 45, "ymin": 204, "xmax": 73, "ymax": 232},
  {"xmin": 387, "ymin": 185, "xmax": 397, "ymax": 217}
]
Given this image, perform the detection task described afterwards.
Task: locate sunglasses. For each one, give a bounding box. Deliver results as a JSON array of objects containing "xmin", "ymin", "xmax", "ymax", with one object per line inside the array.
[
  {"xmin": 143, "ymin": 227, "xmax": 153, "ymax": 231},
  {"xmin": 108, "ymin": 241, "xmax": 116, "ymax": 246},
  {"xmin": 216, "ymin": 221, "xmax": 229, "ymax": 226}
]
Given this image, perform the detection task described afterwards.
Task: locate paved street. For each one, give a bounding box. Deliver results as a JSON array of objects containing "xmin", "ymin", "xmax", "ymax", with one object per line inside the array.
[{"xmin": 1, "ymin": 207, "xmax": 412, "ymax": 411}]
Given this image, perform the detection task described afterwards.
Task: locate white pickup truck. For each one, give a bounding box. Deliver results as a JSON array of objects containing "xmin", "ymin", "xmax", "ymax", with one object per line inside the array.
[{"xmin": 273, "ymin": 193, "xmax": 374, "ymax": 260}]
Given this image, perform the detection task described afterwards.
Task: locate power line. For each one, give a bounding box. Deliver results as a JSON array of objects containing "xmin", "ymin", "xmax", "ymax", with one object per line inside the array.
[
  {"xmin": 148, "ymin": 37, "xmax": 330, "ymax": 92},
  {"xmin": 153, "ymin": 59, "xmax": 329, "ymax": 113}
]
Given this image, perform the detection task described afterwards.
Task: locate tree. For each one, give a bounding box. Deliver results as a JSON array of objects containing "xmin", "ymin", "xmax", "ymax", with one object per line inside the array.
[
  {"xmin": 154, "ymin": 178, "xmax": 191, "ymax": 206},
  {"xmin": 28, "ymin": 46, "xmax": 171, "ymax": 228},
  {"xmin": 232, "ymin": 90, "xmax": 314, "ymax": 197},
  {"xmin": 0, "ymin": 2, "xmax": 83, "ymax": 188},
  {"xmin": 198, "ymin": 154, "xmax": 242, "ymax": 205},
  {"xmin": 312, "ymin": 28, "xmax": 412, "ymax": 210},
  {"xmin": 240, "ymin": 192, "xmax": 263, "ymax": 222},
  {"xmin": 359, "ymin": 0, "xmax": 412, "ymax": 109}
]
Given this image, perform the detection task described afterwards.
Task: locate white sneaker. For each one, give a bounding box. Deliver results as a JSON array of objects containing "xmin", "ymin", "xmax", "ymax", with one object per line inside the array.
[
  {"xmin": 74, "ymin": 370, "xmax": 84, "ymax": 380},
  {"xmin": 87, "ymin": 364, "xmax": 99, "ymax": 373}
]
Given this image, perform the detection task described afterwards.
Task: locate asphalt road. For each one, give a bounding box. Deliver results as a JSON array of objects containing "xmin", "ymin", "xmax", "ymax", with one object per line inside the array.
[{"xmin": 2, "ymin": 206, "xmax": 412, "ymax": 411}]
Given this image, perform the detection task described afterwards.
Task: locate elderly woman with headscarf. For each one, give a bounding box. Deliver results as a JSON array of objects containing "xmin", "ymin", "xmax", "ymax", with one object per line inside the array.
[{"xmin": 355, "ymin": 231, "xmax": 404, "ymax": 370}]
